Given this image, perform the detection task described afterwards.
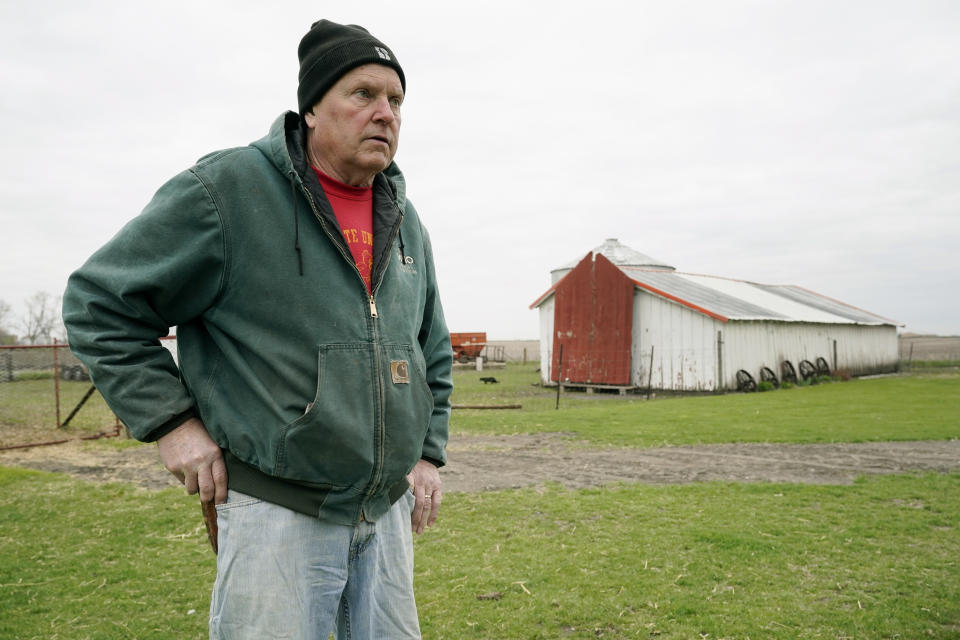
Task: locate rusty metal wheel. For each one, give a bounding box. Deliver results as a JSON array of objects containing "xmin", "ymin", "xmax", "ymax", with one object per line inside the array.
[
  {"xmin": 815, "ymin": 357, "xmax": 830, "ymax": 376},
  {"xmin": 781, "ymin": 360, "xmax": 798, "ymax": 384},
  {"xmin": 736, "ymin": 369, "xmax": 757, "ymax": 392},
  {"xmin": 760, "ymin": 366, "xmax": 780, "ymax": 389}
]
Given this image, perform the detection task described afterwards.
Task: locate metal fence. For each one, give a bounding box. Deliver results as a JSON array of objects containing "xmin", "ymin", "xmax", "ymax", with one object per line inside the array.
[{"xmin": 0, "ymin": 340, "xmax": 127, "ymax": 449}]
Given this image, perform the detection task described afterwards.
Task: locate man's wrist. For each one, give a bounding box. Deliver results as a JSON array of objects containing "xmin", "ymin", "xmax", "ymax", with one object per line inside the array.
[
  {"xmin": 147, "ymin": 409, "xmax": 199, "ymax": 442},
  {"xmin": 420, "ymin": 455, "xmax": 443, "ymax": 469}
]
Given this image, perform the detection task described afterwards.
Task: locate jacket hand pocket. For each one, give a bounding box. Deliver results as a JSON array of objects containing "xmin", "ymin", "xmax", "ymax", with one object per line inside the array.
[
  {"xmin": 272, "ymin": 343, "xmax": 433, "ymax": 492},
  {"xmin": 274, "ymin": 345, "xmax": 376, "ymax": 490}
]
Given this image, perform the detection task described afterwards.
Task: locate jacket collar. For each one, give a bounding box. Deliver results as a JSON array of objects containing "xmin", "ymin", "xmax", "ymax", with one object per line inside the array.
[{"xmin": 253, "ymin": 112, "xmax": 407, "ymax": 288}]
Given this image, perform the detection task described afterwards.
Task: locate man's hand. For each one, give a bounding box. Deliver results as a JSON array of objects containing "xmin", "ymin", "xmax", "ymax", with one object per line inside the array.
[
  {"xmin": 156, "ymin": 417, "xmax": 227, "ymax": 505},
  {"xmin": 406, "ymin": 459, "xmax": 441, "ymax": 534}
]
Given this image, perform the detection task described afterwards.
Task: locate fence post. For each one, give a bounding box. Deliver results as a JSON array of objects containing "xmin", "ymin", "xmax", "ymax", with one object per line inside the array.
[
  {"xmin": 646, "ymin": 345, "xmax": 655, "ymax": 400},
  {"xmin": 53, "ymin": 338, "xmax": 62, "ymax": 428},
  {"xmin": 555, "ymin": 344, "xmax": 564, "ymax": 410},
  {"xmin": 3, "ymin": 350, "xmax": 12, "ymax": 382},
  {"xmin": 716, "ymin": 330, "xmax": 725, "ymax": 391}
]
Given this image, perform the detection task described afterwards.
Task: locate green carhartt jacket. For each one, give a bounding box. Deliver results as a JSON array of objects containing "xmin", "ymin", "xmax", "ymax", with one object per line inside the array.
[{"xmin": 63, "ymin": 112, "xmax": 453, "ymax": 525}]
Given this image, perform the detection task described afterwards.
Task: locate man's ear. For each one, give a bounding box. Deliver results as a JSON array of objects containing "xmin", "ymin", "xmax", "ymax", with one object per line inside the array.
[{"xmin": 303, "ymin": 107, "xmax": 318, "ymax": 129}]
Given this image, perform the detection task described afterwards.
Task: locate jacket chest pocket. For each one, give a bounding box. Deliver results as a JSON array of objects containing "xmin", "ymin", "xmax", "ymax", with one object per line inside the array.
[{"xmin": 379, "ymin": 343, "xmax": 434, "ymax": 480}]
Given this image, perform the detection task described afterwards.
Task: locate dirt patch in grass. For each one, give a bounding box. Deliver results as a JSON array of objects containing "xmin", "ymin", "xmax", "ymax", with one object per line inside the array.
[
  {"xmin": 1, "ymin": 434, "xmax": 958, "ymax": 493},
  {"xmin": 0, "ymin": 438, "xmax": 179, "ymax": 490},
  {"xmin": 443, "ymin": 434, "xmax": 960, "ymax": 491}
]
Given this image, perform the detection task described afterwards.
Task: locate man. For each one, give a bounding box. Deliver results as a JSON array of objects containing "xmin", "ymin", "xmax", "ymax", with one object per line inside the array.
[{"xmin": 62, "ymin": 19, "xmax": 452, "ymax": 640}]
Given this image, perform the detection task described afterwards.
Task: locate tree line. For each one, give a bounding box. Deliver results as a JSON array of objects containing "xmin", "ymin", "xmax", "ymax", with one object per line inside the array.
[{"xmin": 0, "ymin": 292, "xmax": 66, "ymax": 346}]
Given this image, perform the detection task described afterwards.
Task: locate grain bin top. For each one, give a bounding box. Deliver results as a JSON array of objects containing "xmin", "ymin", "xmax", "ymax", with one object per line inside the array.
[{"xmin": 550, "ymin": 238, "xmax": 674, "ymax": 284}]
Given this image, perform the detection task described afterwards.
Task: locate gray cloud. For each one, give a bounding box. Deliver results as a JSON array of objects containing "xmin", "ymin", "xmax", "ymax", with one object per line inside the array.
[{"xmin": 1, "ymin": 0, "xmax": 958, "ymax": 338}]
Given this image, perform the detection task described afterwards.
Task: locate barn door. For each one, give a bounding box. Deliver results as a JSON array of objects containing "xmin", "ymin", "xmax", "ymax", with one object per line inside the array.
[{"xmin": 552, "ymin": 253, "xmax": 633, "ymax": 385}]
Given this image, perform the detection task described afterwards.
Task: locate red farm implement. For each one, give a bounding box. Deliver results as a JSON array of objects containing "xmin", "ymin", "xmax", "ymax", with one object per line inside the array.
[{"xmin": 450, "ymin": 332, "xmax": 486, "ymax": 363}]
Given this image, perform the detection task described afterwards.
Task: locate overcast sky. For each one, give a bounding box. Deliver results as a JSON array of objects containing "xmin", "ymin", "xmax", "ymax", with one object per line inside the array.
[{"xmin": 1, "ymin": 1, "xmax": 958, "ymax": 340}]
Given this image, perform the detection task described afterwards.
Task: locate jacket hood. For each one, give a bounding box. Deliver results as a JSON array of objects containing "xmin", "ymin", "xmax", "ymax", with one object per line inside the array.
[{"xmin": 251, "ymin": 111, "xmax": 408, "ymax": 211}]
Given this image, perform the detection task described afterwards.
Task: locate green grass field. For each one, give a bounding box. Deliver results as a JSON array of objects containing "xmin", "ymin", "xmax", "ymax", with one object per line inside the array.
[
  {"xmin": 0, "ymin": 378, "xmax": 118, "ymax": 446},
  {"xmin": 452, "ymin": 365, "xmax": 960, "ymax": 446},
  {"xmin": 1, "ymin": 367, "xmax": 958, "ymax": 639}
]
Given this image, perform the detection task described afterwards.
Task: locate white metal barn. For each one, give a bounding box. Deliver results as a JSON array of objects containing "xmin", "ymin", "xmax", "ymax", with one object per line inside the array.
[{"xmin": 530, "ymin": 239, "xmax": 900, "ymax": 392}]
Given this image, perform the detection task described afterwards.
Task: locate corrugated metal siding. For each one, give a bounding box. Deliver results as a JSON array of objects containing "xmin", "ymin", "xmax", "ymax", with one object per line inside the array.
[
  {"xmin": 538, "ymin": 298, "xmax": 555, "ymax": 384},
  {"xmin": 722, "ymin": 322, "xmax": 822, "ymax": 387},
  {"xmin": 551, "ymin": 254, "xmax": 593, "ymax": 383},
  {"xmin": 632, "ymin": 289, "xmax": 721, "ymax": 391},
  {"xmin": 592, "ymin": 256, "xmax": 634, "ymax": 384},
  {"xmin": 832, "ymin": 324, "xmax": 899, "ymax": 374},
  {"xmin": 630, "ymin": 291, "xmax": 899, "ymax": 391},
  {"xmin": 551, "ymin": 254, "xmax": 633, "ymax": 385},
  {"xmin": 721, "ymin": 322, "xmax": 898, "ymax": 386}
]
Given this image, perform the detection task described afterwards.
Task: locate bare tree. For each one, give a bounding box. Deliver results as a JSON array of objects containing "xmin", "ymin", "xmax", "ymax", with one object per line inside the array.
[
  {"xmin": 20, "ymin": 292, "xmax": 63, "ymax": 345},
  {"xmin": 0, "ymin": 299, "xmax": 16, "ymax": 344}
]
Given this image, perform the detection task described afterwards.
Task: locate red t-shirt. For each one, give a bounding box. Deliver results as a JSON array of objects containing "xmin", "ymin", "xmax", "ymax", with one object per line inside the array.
[{"xmin": 313, "ymin": 169, "xmax": 374, "ymax": 293}]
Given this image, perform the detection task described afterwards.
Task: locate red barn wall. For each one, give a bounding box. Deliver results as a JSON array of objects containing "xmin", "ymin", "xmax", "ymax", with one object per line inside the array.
[{"xmin": 551, "ymin": 253, "xmax": 634, "ymax": 385}]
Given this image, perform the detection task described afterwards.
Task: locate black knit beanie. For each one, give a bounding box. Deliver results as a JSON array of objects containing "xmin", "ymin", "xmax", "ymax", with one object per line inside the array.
[{"xmin": 297, "ymin": 19, "xmax": 406, "ymax": 114}]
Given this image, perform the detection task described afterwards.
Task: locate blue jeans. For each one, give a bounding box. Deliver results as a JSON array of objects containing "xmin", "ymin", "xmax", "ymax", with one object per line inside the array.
[{"xmin": 209, "ymin": 490, "xmax": 421, "ymax": 639}]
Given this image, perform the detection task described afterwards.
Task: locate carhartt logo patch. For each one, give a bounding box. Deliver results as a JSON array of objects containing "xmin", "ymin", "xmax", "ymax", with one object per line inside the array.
[
  {"xmin": 391, "ymin": 360, "xmax": 410, "ymax": 384},
  {"xmin": 374, "ymin": 46, "xmax": 391, "ymax": 61}
]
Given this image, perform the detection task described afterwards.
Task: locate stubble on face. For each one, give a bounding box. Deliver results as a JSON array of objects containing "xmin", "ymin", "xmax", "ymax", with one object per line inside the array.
[{"xmin": 303, "ymin": 64, "xmax": 403, "ymax": 187}]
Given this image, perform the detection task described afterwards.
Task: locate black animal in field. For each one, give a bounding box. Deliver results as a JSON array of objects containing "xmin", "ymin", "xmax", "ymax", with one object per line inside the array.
[{"xmin": 479, "ymin": 376, "xmax": 499, "ymax": 384}]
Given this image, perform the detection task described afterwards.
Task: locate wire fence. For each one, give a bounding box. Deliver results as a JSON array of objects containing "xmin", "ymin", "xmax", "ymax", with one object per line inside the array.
[{"xmin": 0, "ymin": 339, "xmax": 185, "ymax": 450}]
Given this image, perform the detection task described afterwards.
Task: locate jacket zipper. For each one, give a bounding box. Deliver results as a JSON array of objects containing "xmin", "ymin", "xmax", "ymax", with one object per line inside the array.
[
  {"xmin": 295, "ymin": 177, "xmax": 404, "ymax": 317},
  {"xmin": 294, "ymin": 174, "xmax": 405, "ymax": 511},
  {"xmin": 368, "ymin": 297, "xmax": 385, "ymax": 513},
  {"xmin": 369, "ymin": 198, "xmax": 406, "ymax": 303},
  {"xmin": 363, "ymin": 201, "xmax": 405, "ymax": 502},
  {"xmin": 295, "ymin": 180, "xmax": 374, "ymax": 303}
]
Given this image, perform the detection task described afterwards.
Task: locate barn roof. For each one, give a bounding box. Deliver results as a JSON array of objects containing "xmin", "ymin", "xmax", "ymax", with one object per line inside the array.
[{"xmin": 531, "ymin": 250, "xmax": 900, "ymax": 326}]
